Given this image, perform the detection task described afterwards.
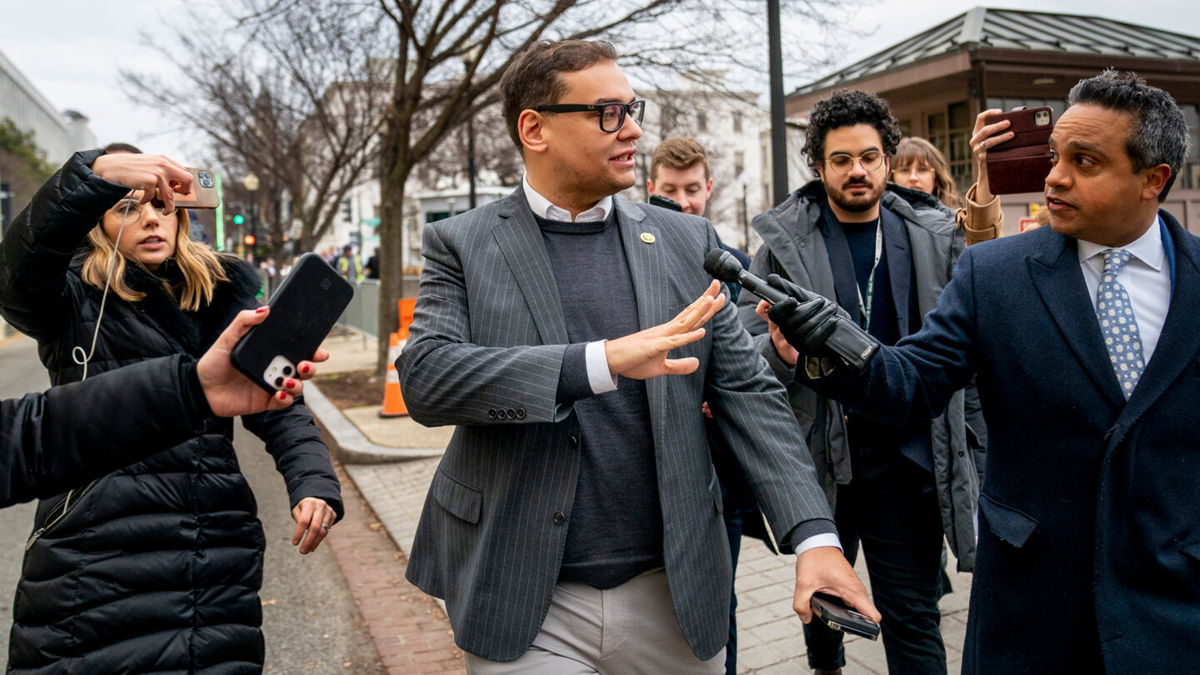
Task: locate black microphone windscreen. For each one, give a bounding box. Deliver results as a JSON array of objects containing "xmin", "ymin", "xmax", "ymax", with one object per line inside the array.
[{"xmin": 704, "ymin": 248, "xmax": 742, "ymax": 283}]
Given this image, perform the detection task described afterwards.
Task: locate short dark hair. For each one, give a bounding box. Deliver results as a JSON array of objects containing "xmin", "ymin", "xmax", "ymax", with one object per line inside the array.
[
  {"xmin": 500, "ymin": 40, "xmax": 618, "ymax": 150},
  {"xmin": 651, "ymin": 137, "xmax": 710, "ymax": 181},
  {"xmin": 1068, "ymin": 69, "xmax": 1190, "ymax": 201},
  {"xmin": 103, "ymin": 142, "xmax": 142, "ymax": 154},
  {"xmin": 803, "ymin": 90, "xmax": 901, "ymax": 174}
]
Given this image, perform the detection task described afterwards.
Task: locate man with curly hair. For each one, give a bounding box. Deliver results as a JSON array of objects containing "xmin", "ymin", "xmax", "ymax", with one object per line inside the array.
[{"xmin": 737, "ymin": 90, "xmax": 983, "ymax": 674}]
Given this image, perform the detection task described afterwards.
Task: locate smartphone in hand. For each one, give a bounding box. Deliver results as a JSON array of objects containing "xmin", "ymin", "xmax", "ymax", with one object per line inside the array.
[
  {"xmin": 168, "ymin": 168, "xmax": 221, "ymax": 209},
  {"xmin": 648, "ymin": 194, "xmax": 683, "ymax": 212},
  {"xmin": 231, "ymin": 253, "xmax": 355, "ymax": 394},
  {"xmin": 983, "ymin": 106, "xmax": 1055, "ymax": 195},
  {"xmin": 810, "ymin": 592, "xmax": 880, "ymax": 640}
]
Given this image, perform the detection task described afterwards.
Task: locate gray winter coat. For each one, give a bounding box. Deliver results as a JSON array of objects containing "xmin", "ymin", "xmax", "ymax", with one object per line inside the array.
[{"xmin": 737, "ymin": 180, "xmax": 984, "ymax": 571}]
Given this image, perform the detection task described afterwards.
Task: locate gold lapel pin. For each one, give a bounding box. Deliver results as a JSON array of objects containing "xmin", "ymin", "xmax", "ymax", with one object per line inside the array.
[{"xmin": 640, "ymin": 232, "xmax": 656, "ymax": 244}]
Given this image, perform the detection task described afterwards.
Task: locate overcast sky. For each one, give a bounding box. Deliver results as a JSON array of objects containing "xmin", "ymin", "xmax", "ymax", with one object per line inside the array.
[{"xmin": 2, "ymin": 0, "xmax": 1196, "ymax": 167}]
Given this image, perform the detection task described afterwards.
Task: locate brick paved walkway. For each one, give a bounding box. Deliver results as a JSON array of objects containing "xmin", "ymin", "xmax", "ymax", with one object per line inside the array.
[{"xmin": 326, "ymin": 464, "xmax": 465, "ymax": 674}]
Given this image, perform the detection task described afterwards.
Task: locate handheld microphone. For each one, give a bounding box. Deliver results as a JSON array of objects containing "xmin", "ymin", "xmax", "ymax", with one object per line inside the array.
[
  {"xmin": 704, "ymin": 249, "xmax": 790, "ymax": 305},
  {"xmin": 704, "ymin": 249, "xmax": 879, "ymax": 372}
]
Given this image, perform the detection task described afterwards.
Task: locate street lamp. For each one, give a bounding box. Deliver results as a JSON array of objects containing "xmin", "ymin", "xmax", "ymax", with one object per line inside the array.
[
  {"xmin": 767, "ymin": 0, "xmax": 788, "ymax": 206},
  {"xmin": 462, "ymin": 46, "xmax": 482, "ymax": 210}
]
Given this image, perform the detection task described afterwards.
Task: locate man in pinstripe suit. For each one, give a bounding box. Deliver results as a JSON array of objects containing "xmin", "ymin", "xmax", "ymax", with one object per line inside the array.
[{"xmin": 398, "ymin": 40, "xmax": 878, "ymax": 673}]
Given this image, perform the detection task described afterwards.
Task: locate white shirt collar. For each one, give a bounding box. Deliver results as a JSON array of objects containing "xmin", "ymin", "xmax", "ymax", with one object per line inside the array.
[
  {"xmin": 522, "ymin": 174, "xmax": 612, "ymax": 223},
  {"xmin": 1077, "ymin": 214, "xmax": 1165, "ymax": 272}
]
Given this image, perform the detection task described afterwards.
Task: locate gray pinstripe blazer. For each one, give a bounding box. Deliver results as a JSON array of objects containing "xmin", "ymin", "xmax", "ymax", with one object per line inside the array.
[{"xmin": 397, "ymin": 189, "xmax": 832, "ymax": 662}]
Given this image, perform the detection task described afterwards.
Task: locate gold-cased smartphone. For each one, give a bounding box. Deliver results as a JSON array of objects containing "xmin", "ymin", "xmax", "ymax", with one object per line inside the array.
[{"xmin": 172, "ymin": 168, "xmax": 220, "ymax": 209}]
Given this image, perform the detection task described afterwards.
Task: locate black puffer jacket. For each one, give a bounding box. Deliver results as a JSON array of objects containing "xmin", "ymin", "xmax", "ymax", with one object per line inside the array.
[
  {"xmin": 0, "ymin": 355, "xmax": 212, "ymax": 508},
  {"xmin": 0, "ymin": 151, "xmax": 343, "ymax": 673}
]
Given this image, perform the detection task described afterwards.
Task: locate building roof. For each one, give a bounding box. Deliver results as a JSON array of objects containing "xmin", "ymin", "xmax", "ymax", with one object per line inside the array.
[{"xmin": 790, "ymin": 6, "xmax": 1200, "ymax": 97}]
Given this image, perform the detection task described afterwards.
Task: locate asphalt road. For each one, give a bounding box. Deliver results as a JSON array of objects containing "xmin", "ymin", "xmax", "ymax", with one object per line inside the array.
[{"xmin": 0, "ymin": 332, "xmax": 381, "ymax": 672}]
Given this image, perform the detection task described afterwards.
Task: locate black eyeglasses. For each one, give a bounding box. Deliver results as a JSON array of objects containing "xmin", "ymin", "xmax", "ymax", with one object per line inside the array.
[{"xmin": 534, "ymin": 100, "xmax": 646, "ymax": 133}]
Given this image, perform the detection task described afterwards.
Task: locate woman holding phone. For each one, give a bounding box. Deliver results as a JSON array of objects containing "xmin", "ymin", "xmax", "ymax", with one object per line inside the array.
[{"xmin": 0, "ymin": 148, "xmax": 342, "ymax": 673}]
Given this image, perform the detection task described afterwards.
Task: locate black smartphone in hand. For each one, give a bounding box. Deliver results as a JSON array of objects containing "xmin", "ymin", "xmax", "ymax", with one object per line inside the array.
[
  {"xmin": 810, "ymin": 592, "xmax": 880, "ymax": 640},
  {"xmin": 648, "ymin": 194, "xmax": 683, "ymax": 212},
  {"xmin": 231, "ymin": 253, "xmax": 355, "ymax": 394}
]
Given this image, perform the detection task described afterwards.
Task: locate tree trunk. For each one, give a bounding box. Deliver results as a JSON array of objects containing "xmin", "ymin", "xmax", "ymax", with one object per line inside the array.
[{"xmin": 375, "ymin": 158, "xmax": 413, "ymax": 375}]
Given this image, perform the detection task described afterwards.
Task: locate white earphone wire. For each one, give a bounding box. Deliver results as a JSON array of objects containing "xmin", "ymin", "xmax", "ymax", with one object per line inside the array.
[{"xmin": 71, "ymin": 193, "xmax": 138, "ymax": 381}]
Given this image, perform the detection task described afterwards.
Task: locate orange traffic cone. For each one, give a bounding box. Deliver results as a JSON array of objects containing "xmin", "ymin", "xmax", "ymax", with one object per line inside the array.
[{"xmin": 379, "ymin": 331, "xmax": 408, "ymax": 417}]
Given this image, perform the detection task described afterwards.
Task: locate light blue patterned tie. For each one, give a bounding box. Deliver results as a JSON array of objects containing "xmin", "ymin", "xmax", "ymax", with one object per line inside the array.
[{"xmin": 1096, "ymin": 249, "xmax": 1144, "ymax": 398}]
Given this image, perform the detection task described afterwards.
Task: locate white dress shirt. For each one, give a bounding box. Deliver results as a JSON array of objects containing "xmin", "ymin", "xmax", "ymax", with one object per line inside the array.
[
  {"xmin": 1077, "ymin": 215, "xmax": 1171, "ymax": 365},
  {"xmin": 523, "ymin": 174, "xmax": 612, "ymax": 223}
]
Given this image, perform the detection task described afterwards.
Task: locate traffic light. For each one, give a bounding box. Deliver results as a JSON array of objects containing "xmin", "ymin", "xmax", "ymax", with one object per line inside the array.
[
  {"xmin": 243, "ymin": 234, "xmax": 256, "ymax": 246},
  {"xmin": 232, "ymin": 214, "xmax": 245, "ymax": 226}
]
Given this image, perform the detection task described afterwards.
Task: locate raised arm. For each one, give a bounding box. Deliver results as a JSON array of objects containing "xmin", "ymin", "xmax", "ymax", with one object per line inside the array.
[
  {"xmin": 0, "ymin": 151, "xmax": 191, "ymax": 340},
  {"xmin": 958, "ymin": 110, "xmax": 1014, "ymax": 245},
  {"xmin": 772, "ymin": 248, "xmax": 982, "ymax": 426},
  {"xmin": 0, "ymin": 306, "xmax": 319, "ymax": 507},
  {"xmin": 0, "ymin": 151, "xmax": 126, "ymax": 339},
  {"xmin": 398, "ymin": 221, "xmax": 581, "ymax": 427},
  {"xmin": 399, "ymin": 221, "xmax": 718, "ymax": 428}
]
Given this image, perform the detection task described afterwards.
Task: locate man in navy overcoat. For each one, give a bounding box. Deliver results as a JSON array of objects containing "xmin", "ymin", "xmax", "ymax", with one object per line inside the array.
[{"xmin": 763, "ymin": 70, "xmax": 1200, "ymax": 673}]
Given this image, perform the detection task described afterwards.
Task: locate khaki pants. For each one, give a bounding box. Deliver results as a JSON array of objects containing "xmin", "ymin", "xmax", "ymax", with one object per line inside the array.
[{"xmin": 465, "ymin": 568, "xmax": 724, "ymax": 675}]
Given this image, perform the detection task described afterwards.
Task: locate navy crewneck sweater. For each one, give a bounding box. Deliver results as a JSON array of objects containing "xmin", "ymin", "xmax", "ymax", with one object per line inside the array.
[{"xmin": 536, "ymin": 210, "xmax": 664, "ymax": 589}]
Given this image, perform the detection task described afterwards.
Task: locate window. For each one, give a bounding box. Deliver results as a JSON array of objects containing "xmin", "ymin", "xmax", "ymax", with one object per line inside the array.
[
  {"xmin": 927, "ymin": 102, "xmax": 974, "ymax": 192},
  {"xmin": 1179, "ymin": 104, "xmax": 1200, "ymax": 191},
  {"xmin": 697, "ymin": 111, "xmax": 708, "ymax": 133},
  {"xmin": 732, "ymin": 111, "xmax": 743, "ymax": 133},
  {"xmin": 734, "ymin": 151, "xmax": 745, "ymax": 176},
  {"xmin": 986, "ymin": 97, "xmax": 1067, "ymax": 119}
]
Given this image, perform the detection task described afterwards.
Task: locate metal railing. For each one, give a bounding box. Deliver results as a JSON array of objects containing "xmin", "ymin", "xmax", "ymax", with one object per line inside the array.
[{"xmin": 339, "ymin": 279, "xmax": 381, "ymax": 339}]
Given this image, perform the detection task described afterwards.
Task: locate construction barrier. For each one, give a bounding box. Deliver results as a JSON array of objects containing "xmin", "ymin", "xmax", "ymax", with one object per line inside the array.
[
  {"xmin": 379, "ymin": 298, "xmax": 418, "ymax": 418},
  {"xmin": 380, "ymin": 331, "xmax": 408, "ymax": 417},
  {"xmin": 397, "ymin": 298, "xmax": 416, "ymax": 338}
]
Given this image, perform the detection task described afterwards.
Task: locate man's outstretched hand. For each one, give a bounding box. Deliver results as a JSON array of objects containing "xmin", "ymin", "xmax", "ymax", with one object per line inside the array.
[
  {"xmin": 792, "ymin": 546, "xmax": 881, "ymax": 625},
  {"xmin": 605, "ymin": 280, "xmax": 725, "ymax": 380},
  {"xmin": 197, "ymin": 307, "xmax": 329, "ymax": 416}
]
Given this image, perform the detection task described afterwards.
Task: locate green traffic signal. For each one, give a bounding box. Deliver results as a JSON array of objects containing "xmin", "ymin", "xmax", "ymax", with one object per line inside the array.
[{"xmin": 232, "ymin": 214, "xmax": 245, "ymax": 225}]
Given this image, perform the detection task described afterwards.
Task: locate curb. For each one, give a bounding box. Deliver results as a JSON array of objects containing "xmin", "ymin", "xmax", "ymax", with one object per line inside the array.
[{"xmin": 304, "ymin": 382, "xmax": 445, "ymax": 464}]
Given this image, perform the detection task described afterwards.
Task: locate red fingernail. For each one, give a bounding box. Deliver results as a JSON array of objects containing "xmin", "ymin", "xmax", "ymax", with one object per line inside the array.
[
  {"xmin": 256, "ymin": 306, "xmax": 268, "ymax": 314},
  {"xmin": 285, "ymin": 379, "xmax": 296, "ymax": 389},
  {"xmin": 300, "ymin": 364, "xmax": 311, "ymax": 374},
  {"xmin": 277, "ymin": 391, "xmax": 287, "ymax": 400}
]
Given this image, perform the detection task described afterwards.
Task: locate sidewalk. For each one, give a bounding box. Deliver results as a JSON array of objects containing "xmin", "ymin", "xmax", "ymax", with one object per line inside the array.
[{"xmin": 312, "ymin": 330, "xmax": 973, "ymax": 674}]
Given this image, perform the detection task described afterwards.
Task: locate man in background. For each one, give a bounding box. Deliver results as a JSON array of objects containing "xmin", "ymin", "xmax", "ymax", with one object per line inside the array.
[
  {"xmin": 739, "ymin": 90, "xmax": 982, "ymax": 674},
  {"xmin": 334, "ymin": 243, "xmax": 362, "ymax": 281}
]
